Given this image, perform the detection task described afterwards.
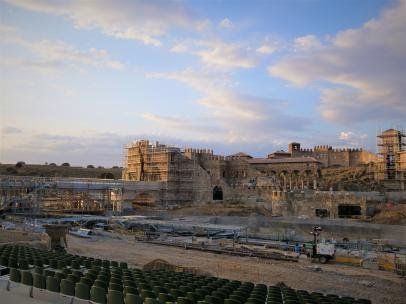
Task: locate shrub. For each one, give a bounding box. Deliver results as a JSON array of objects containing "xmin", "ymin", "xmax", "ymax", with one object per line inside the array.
[
  {"xmin": 61, "ymin": 163, "xmax": 70, "ymax": 167},
  {"xmin": 99, "ymin": 172, "xmax": 114, "ymax": 179},
  {"xmin": 87, "ymin": 165, "xmax": 95, "ymax": 168},
  {"xmin": 6, "ymin": 167, "xmax": 18, "ymax": 174},
  {"xmin": 15, "ymin": 161, "xmax": 25, "ymax": 168}
]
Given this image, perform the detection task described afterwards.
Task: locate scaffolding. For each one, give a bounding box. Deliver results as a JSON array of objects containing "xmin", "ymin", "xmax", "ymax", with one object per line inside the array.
[{"xmin": 376, "ymin": 128, "xmax": 406, "ymax": 190}]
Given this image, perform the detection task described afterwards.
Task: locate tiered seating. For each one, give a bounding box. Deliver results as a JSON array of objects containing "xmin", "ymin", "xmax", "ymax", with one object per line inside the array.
[{"xmin": 0, "ymin": 244, "xmax": 372, "ymax": 304}]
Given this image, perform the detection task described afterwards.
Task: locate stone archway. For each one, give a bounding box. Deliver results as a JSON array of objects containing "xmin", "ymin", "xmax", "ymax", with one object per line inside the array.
[{"xmin": 213, "ymin": 186, "xmax": 223, "ymax": 201}]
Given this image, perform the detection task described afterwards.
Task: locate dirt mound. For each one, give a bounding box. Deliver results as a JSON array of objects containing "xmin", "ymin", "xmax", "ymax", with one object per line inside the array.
[
  {"xmin": 319, "ymin": 165, "xmax": 384, "ymax": 191},
  {"xmin": 370, "ymin": 204, "xmax": 406, "ymax": 224}
]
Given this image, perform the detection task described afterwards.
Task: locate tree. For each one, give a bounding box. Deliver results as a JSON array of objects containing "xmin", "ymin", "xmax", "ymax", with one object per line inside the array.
[
  {"xmin": 98, "ymin": 166, "xmax": 104, "ymax": 169},
  {"xmin": 99, "ymin": 172, "xmax": 114, "ymax": 179},
  {"xmin": 49, "ymin": 163, "xmax": 57, "ymax": 166},
  {"xmin": 112, "ymin": 166, "xmax": 119, "ymax": 169},
  {"xmin": 87, "ymin": 165, "xmax": 95, "ymax": 168},
  {"xmin": 15, "ymin": 161, "xmax": 26, "ymax": 168},
  {"xmin": 61, "ymin": 163, "xmax": 70, "ymax": 167}
]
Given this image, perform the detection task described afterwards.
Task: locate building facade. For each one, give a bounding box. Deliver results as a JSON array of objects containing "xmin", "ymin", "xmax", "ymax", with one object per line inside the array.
[{"xmin": 287, "ymin": 142, "xmax": 377, "ymax": 168}]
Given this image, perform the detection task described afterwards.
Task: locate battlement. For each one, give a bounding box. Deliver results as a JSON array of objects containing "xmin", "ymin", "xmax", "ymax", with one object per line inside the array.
[{"xmin": 314, "ymin": 145, "xmax": 332, "ymax": 151}]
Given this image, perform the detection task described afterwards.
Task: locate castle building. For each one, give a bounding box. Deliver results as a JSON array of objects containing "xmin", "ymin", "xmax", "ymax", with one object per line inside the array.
[{"xmin": 287, "ymin": 142, "xmax": 377, "ymax": 168}]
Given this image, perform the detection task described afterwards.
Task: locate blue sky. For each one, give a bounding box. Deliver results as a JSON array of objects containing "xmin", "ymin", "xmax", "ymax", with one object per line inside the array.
[{"xmin": 0, "ymin": 0, "xmax": 405, "ymax": 166}]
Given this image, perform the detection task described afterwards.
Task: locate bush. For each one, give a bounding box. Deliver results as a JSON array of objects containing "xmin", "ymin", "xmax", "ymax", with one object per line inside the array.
[
  {"xmin": 61, "ymin": 163, "xmax": 70, "ymax": 167},
  {"xmin": 49, "ymin": 163, "xmax": 57, "ymax": 166},
  {"xmin": 98, "ymin": 166, "xmax": 104, "ymax": 169},
  {"xmin": 112, "ymin": 166, "xmax": 119, "ymax": 169},
  {"xmin": 87, "ymin": 165, "xmax": 95, "ymax": 168},
  {"xmin": 6, "ymin": 167, "xmax": 18, "ymax": 174},
  {"xmin": 15, "ymin": 161, "xmax": 25, "ymax": 168},
  {"xmin": 99, "ymin": 172, "xmax": 114, "ymax": 179}
]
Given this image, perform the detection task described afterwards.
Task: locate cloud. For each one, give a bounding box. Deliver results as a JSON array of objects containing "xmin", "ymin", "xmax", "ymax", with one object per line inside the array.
[
  {"xmin": 141, "ymin": 113, "xmax": 221, "ymax": 135},
  {"xmin": 148, "ymin": 68, "xmax": 310, "ymax": 144},
  {"xmin": 169, "ymin": 39, "xmax": 259, "ymax": 69},
  {"xmin": 219, "ymin": 18, "xmax": 233, "ymax": 29},
  {"xmin": 256, "ymin": 37, "xmax": 281, "ymax": 55},
  {"xmin": 338, "ymin": 131, "xmax": 368, "ymax": 147},
  {"xmin": 5, "ymin": 0, "xmax": 208, "ymax": 47},
  {"xmin": 268, "ymin": 0, "xmax": 406, "ymax": 123},
  {"xmin": 196, "ymin": 39, "xmax": 257, "ymax": 69},
  {"xmin": 170, "ymin": 42, "xmax": 190, "ymax": 53},
  {"xmin": 293, "ymin": 35, "xmax": 321, "ymax": 52},
  {"xmin": 1, "ymin": 126, "xmax": 22, "ymax": 135},
  {"xmin": 1, "ymin": 32, "xmax": 125, "ymax": 72}
]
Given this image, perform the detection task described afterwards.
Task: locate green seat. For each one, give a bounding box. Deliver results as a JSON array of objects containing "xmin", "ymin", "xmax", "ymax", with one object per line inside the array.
[
  {"xmin": 21, "ymin": 270, "xmax": 33, "ymax": 286},
  {"xmin": 33, "ymin": 273, "xmax": 46, "ymax": 289},
  {"xmin": 178, "ymin": 297, "xmax": 194, "ymax": 304},
  {"xmin": 60, "ymin": 279, "xmax": 75, "ymax": 296},
  {"xmin": 34, "ymin": 266, "xmax": 43, "ymax": 274},
  {"xmin": 109, "ymin": 282, "xmax": 123, "ymax": 291},
  {"xmin": 57, "ymin": 260, "xmax": 66, "ymax": 269},
  {"xmin": 124, "ymin": 286, "xmax": 138, "ymax": 295},
  {"xmin": 49, "ymin": 259, "xmax": 58, "ymax": 268},
  {"xmin": 18, "ymin": 259, "xmax": 29, "ymax": 270},
  {"xmin": 80, "ymin": 276, "xmax": 93, "ymax": 286},
  {"xmin": 75, "ymin": 282, "xmax": 90, "ymax": 300},
  {"xmin": 141, "ymin": 289, "xmax": 156, "ymax": 299},
  {"xmin": 10, "ymin": 268, "xmax": 21, "ymax": 282},
  {"xmin": 125, "ymin": 293, "xmax": 143, "ymax": 304},
  {"xmin": 158, "ymin": 293, "xmax": 174, "ymax": 303},
  {"xmin": 91, "ymin": 285, "xmax": 107, "ymax": 304},
  {"xmin": 94, "ymin": 279, "xmax": 107, "ymax": 290},
  {"xmin": 46, "ymin": 276, "xmax": 60, "ymax": 292},
  {"xmin": 67, "ymin": 274, "xmax": 80, "ymax": 282},
  {"xmin": 8, "ymin": 258, "xmax": 18, "ymax": 268},
  {"xmin": 44, "ymin": 269, "xmax": 55, "ymax": 277},
  {"xmin": 107, "ymin": 289, "xmax": 124, "ymax": 304},
  {"xmin": 145, "ymin": 298, "xmax": 158, "ymax": 304},
  {"xmin": 0, "ymin": 256, "xmax": 8, "ymax": 266},
  {"xmin": 54, "ymin": 272, "xmax": 66, "ymax": 280}
]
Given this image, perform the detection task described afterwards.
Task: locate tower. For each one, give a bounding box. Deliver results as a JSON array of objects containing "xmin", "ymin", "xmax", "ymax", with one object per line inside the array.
[
  {"xmin": 377, "ymin": 129, "xmax": 405, "ymax": 186},
  {"xmin": 288, "ymin": 142, "xmax": 301, "ymax": 154}
]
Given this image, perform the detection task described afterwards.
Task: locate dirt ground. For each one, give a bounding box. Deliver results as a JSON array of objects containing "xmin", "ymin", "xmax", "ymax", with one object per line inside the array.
[{"xmin": 67, "ymin": 233, "xmax": 405, "ymax": 304}]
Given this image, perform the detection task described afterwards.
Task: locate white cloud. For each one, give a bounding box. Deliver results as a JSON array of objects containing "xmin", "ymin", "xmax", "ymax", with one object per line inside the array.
[
  {"xmin": 148, "ymin": 68, "xmax": 310, "ymax": 144},
  {"xmin": 338, "ymin": 131, "xmax": 368, "ymax": 147},
  {"xmin": 269, "ymin": 0, "xmax": 406, "ymax": 123},
  {"xmin": 1, "ymin": 32, "xmax": 125, "ymax": 72},
  {"xmin": 219, "ymin": 18, "xmax": 233, "ymax": 29},
  {"xmin": 256, "ymin": 44, "xmax": 276, "ymax": 55},
  {"xmin": 1, "ymin": 126, "xmax": 22, "ymax": 135},
  {"xmin": 170, "ymin": 42, "xmax": 190, "ymax": 53},
  {"xmin": 293, "ymin": 35, "xmax": 321, "ymax": 51},
  {"xmin": 5, "ymin": 0, "xmax": 206, "ymax": 47},
  {"xmin": 196, "ymin": 39, "xmax": 258, "ymax": 69}
]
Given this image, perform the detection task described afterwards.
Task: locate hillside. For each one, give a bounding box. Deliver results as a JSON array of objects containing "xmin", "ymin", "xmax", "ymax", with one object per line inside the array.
[
  {"xmin": 0, "ymin": 163, "xmax": 122, "ymax": 179},
  {"xmin": 319, "ymin": 165, "xmax": 384, "ymax": 191}
]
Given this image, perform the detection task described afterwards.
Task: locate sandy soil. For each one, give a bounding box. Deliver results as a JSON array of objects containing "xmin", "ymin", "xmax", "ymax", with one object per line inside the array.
[{"xmin": 67, "ymin": 233, "xmax": 405, "ymax": 304}]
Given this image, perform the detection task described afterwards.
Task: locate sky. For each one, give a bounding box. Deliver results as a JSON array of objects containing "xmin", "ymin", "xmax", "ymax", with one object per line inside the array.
[{"xmin": 0, "ymin": 0, "xmax": 405, "ymax": 167}]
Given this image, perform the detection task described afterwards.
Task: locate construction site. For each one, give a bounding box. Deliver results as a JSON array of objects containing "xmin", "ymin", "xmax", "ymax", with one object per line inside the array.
[{"xmin": 1, "ymin": 129, "xmax": 406, "ymax": 304}]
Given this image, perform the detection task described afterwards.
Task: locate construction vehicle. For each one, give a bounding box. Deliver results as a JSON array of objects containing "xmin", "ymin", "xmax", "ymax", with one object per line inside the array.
[{"xmin": 309, "ymin": 226, "xmax": 335, "ymax": 263}]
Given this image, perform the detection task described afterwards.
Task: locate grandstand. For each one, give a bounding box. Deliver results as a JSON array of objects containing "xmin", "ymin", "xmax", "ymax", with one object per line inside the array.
[{"xmin": 0, "ymin": 244, "xmax": 371, "ymax": 304}]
